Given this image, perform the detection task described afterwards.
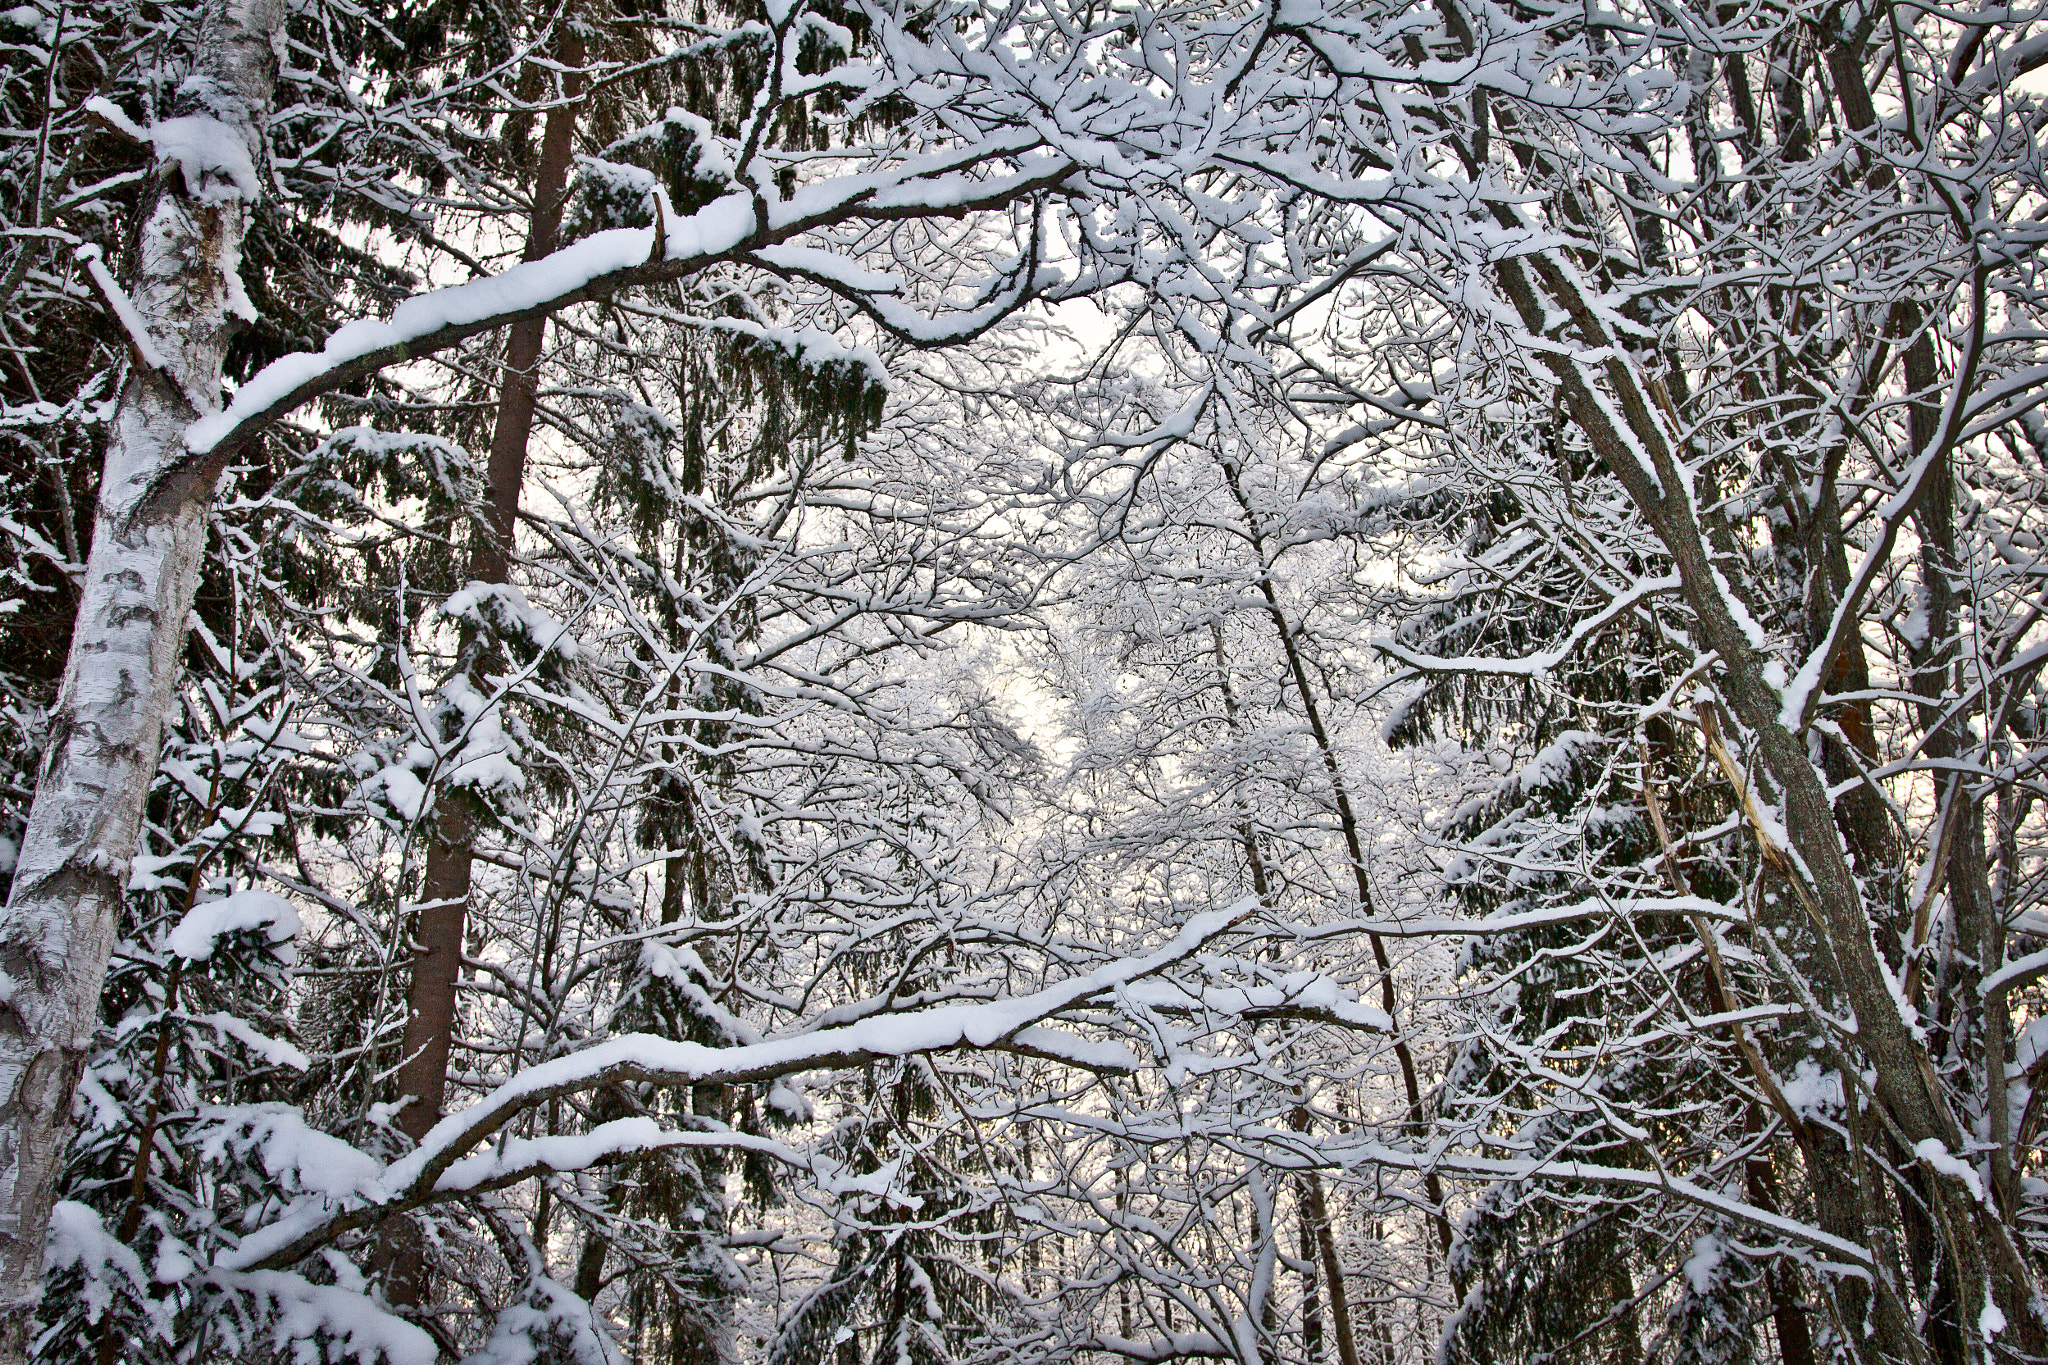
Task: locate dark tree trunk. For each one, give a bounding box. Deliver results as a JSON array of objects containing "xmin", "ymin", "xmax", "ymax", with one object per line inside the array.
[{"xmin": 375, "ymin": 31, "xmax": 586, "ymax": 1307}]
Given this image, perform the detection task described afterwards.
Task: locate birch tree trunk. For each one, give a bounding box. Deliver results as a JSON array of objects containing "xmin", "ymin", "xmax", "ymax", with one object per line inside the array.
[{"xmin": 0, "ymin": 0, "xmax": 281, "ymax": 1353}]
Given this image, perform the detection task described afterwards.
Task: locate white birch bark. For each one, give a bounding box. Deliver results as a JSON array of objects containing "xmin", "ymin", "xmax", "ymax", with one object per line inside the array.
[{"xmin": 0, "ymin": 1, "xmax": 281, "ymax": 1352}]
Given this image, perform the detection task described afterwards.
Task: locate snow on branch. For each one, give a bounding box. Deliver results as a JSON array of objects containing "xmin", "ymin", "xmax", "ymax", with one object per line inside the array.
[
  {"xmin": 175, "ymin": 150, "xmax": 1080, "ymax": 482},
  {"xmin": 1291, "ymin": 894, "xmax": 1744, "ymax": 940},
  {"xmin": 74, "ymin": 245, "xmax": 169, "ymax": 372},
  {"xmin": 82, "ymin": 97, "xmax": 260, "ymax": 204},
  {"xmin": 1981, "ymin": 945, "xmax": 2048, "ymax": 1001},
  {"xmin": 227, "ymin": 900, "xmax": 1258, "ymax": 1274},
  {"xmin": 1373, "ymin": 574, "xmax": 1680, "ymax": 679},
  {"xmin": 207, "ymin": 1268, "xmax": 436, "ymax": 1365},
  {"xmin": 1776, "ymin": 438, "xmax": 1953, "ymax": 733},
  {"xmin": 1332, "ymin": 1140, "xmax": 1876, "ymax": 1271},
  {"xmin": 44, "ymin": 1201, "xmax": 161, "ymax": 1334},
  {"xmin": 1077, "ymin": 1330, "xmax": 1235, "ymax": 1360},
  {"xmin": 1120, "ymin": 972, "xmax": 1392, "ymax": 1031},
  {"xmin": 163, "ymin": 888, "xmax": 300, "ymax": 962}
]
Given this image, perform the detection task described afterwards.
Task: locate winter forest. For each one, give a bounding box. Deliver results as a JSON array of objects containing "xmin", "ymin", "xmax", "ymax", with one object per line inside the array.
[{"xmin": 3, "ymin": 0, "xmax": 2048, "ymax": 1361}]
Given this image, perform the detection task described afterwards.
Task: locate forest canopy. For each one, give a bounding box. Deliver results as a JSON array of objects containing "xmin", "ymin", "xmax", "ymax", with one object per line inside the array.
[{"xmin": 0, "ymin": 0, "xmax": 2043, "ymax": 1361}]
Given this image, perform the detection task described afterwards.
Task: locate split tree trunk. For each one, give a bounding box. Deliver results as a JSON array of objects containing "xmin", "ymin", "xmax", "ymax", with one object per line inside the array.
[
  {"xmin": 1491, "ymin": 234, "xmax": 2045, "ymax": 1351},
  {"xmin": 377, "ymin": 34, "xmax": 587, "ymax": 1308},
  {"xmin": 0, "ymin": 1, "xmax": 283, "ymax": 1355}
]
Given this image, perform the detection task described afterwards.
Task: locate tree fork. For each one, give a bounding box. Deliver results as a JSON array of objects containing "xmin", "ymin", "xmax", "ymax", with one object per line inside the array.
[{"xmin": 1489, "ymin": 241, "xmax": 2042, "ymax": 1353}]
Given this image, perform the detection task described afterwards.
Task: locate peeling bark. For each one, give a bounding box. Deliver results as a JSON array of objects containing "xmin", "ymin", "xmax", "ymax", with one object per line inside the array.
[{"xmin": 0, "ymin": 1, "xmax": 283, "ymax": 1354}]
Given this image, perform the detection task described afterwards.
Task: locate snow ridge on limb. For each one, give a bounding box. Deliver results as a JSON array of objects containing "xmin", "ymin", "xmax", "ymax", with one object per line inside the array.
[
  {"xmin": 225, "ymin": 900, "xmax": 1258, "ymax": 1274},
  {"xmin": 1373, "ymin": 574, "xmax": 1680, "ymax": 678},
  {"xmin": 175, "ymin": 150, "xmax": 1080, "ymax": 476},
  {"xmin": 204, "ymin": 1269, "xmax": 436, "ymax": 1365},
  {"xmin": 1331, "ymin": 1141, "xmax": 1876, "ymax": 1271},
  {"xmin": 1076, "ymin": 1329, "xmax": 1234, "ymax": 1360},
  {"xmin": 1291, "ymin": 894, "xmax": 1744, "ymax": 939}
]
